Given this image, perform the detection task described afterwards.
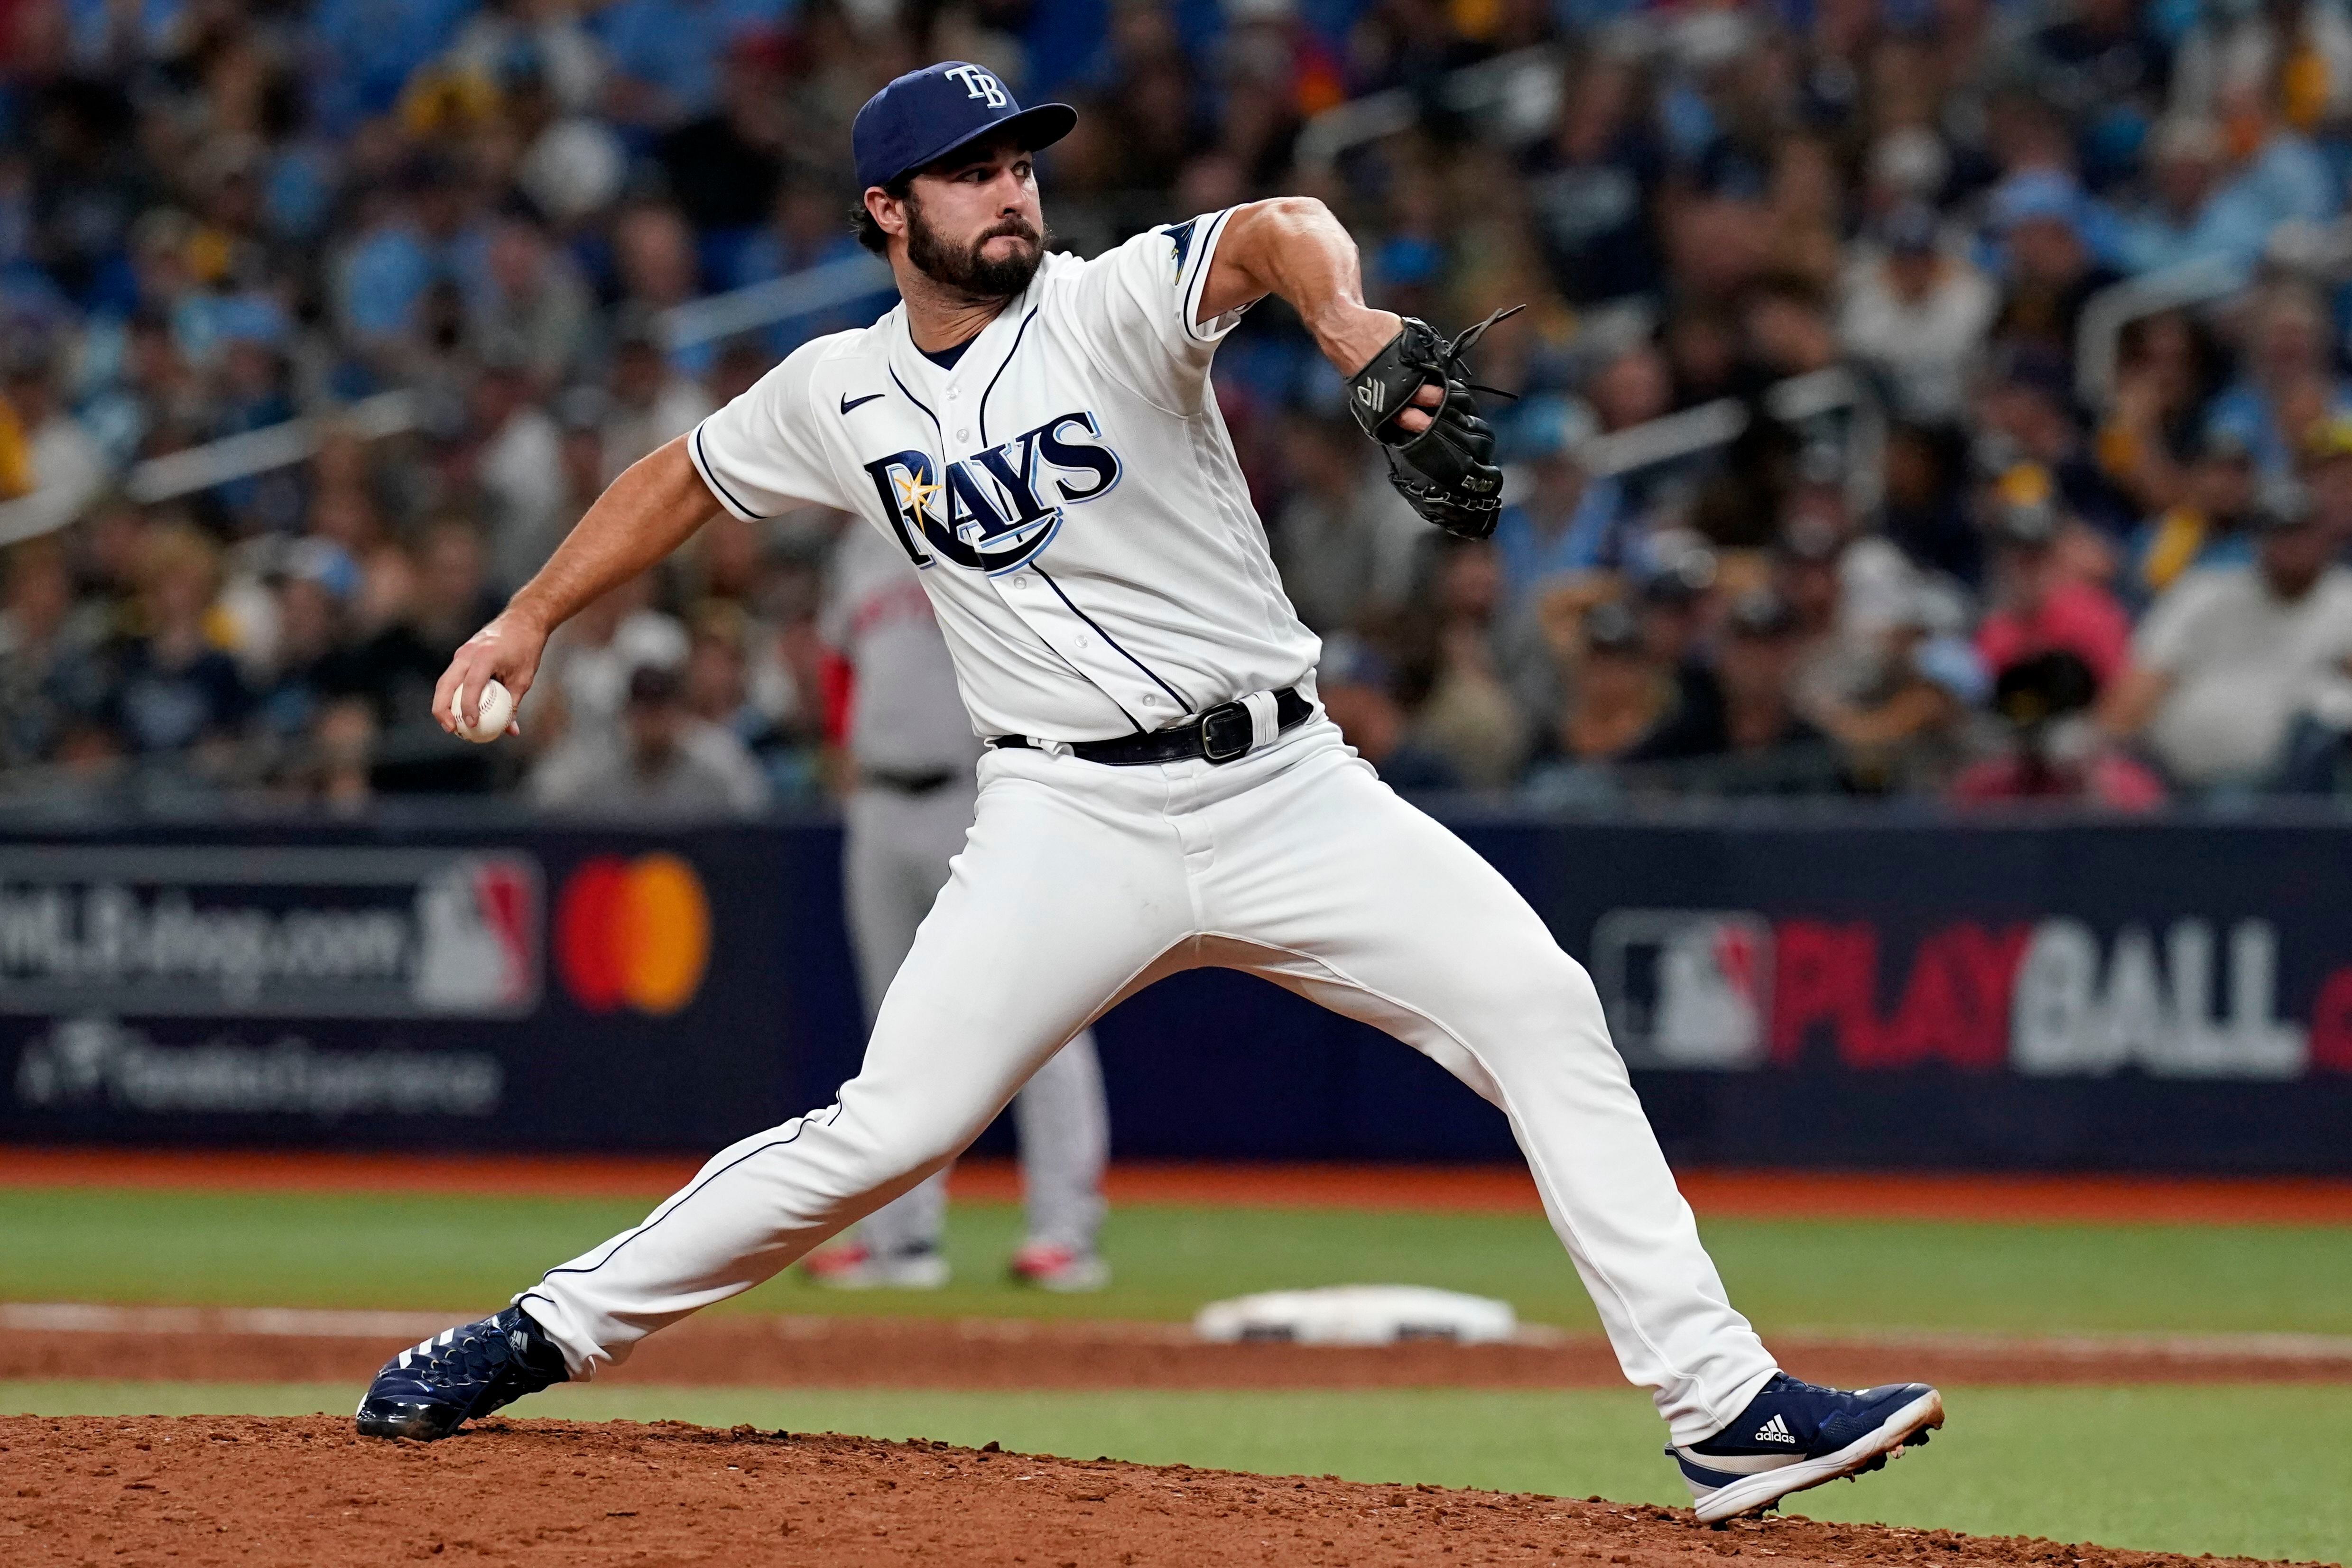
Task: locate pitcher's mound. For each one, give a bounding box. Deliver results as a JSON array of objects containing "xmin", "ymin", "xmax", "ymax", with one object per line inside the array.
[{"xmin": 0, "ymin": 1414, "xmax": 2311, "ymax": 1568}]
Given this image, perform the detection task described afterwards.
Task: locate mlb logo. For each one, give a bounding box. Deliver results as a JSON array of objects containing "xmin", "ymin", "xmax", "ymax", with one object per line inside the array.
[
  {"xmin": 411, "ymin": 856, "xmax": 543, "ymax": 1013},
  {"xmin": 1590, "ymin": 910, "xmax": 1773, "ymax": 1070}
]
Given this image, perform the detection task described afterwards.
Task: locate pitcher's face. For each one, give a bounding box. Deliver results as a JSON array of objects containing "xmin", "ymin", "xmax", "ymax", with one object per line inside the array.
[{"xmin": 885, "ymin": 136, "xmax": 1049, "ymax": 300}]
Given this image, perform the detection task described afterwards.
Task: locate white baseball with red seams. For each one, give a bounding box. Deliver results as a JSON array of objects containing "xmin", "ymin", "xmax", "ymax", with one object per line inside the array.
[
  {"xmin": 453, "ymin": 680, "xmax": 514, "ymax": 744},
  {"xmin": 514, "ymin": 209, "xmax": 1783, "ymax": 1445}
]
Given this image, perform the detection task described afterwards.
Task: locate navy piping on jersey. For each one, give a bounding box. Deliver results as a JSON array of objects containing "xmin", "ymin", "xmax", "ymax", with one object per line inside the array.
[
  {"xmin": 1035, "ymin": 564, "xmax": 1194, "ymax": 715},
  {"xmin": 1181, "ymin": 208, "xmax": 1236, "ymax": 345},
  {"xmin": 976, "ymin": 306, "xmax": 1041, "ymax": 446},
  {"xmin": 524, "ymin": 1102, "xmax": 843, "ymax": 1293},
  {"xmin": 692, "ymin": 423, "xmax": 768, "ymax": 520},
  {"xmin": 887, "ymin": 365, "xmax": 939, "ymax": 433},
  {"xmin": 1053, "ymin": 655, "xmax": 1144, "ymax": 732}
]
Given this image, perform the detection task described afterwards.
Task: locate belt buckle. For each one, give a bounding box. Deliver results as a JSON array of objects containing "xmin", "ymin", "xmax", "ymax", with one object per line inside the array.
[{"xmin": 1198, "ymin": 701, "xmax": 1253, "ymax": 764}]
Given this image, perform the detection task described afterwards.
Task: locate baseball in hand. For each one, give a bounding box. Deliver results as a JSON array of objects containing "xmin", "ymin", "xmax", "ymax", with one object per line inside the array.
[{"xmin": 454, "ymin": 680, "xmax": 516, "ymax": 743}]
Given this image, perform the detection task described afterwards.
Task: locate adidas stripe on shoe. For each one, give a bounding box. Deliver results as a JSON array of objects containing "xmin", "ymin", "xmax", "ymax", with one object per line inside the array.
[
  {"xmin": 1667, "ymin": 1373, "xmax": 1944, "ymax": 1524},
  {"xmin": 355, "ymin": 1306, "xmax": 569, "ymax": 1441}
]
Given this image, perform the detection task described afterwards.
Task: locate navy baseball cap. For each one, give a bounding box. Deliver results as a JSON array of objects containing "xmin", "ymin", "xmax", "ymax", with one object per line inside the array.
[{"xmin": 852, "ymin": 61, "xmax": 1077, "ymax": 193}]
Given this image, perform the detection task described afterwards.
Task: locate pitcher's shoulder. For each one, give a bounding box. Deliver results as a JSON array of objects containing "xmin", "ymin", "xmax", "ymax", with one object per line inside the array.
[
  {"xmin": 806, "ymin": 310, "xmax": 901, "ymax": 370},
  {"xmin": 1037, "ymin": 247, "xmax": 1091, "ymax": 283},
  {"xmin": 758, "ymin": 313, "xmax": 899, "ymax": 411},
  {"xmin": 1027, "ymin": 248, "xmax": 1094, "ymax": 308},
  {"xmin": 1037, "ymin": 228, "xmax": 1193, "ymax": 291}
]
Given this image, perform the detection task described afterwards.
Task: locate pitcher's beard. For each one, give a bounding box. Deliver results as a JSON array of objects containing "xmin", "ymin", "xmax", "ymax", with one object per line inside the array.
[{"xmin": 906, "ymin": 199, "xmax": 1051, "ymax": 298}]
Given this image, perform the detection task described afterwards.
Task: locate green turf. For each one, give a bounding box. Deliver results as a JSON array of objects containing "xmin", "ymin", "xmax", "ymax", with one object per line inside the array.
[
  {"xmin": 3, "ymin": 1185, "xmax": 2348, "ymax": 1337},
  {"xmin": 4, "ymin": 1382, "xmax": 2343, "ymax": 1563}
]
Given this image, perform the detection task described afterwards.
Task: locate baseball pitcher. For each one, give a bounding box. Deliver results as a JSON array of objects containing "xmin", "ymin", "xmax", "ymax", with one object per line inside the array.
[{"xmin": 360, "ymin": 62, "xmax": 1943, "ymax": 1524}]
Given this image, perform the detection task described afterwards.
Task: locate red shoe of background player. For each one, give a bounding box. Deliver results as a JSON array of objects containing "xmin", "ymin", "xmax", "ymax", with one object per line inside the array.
[
  {"xmin": 803, "ymin": 1242, "xmax": 949, "ymax": 1290},
  {"xmin": 1007, "ymin": 1242, "xmax": 1111, "ymax": 1293}
]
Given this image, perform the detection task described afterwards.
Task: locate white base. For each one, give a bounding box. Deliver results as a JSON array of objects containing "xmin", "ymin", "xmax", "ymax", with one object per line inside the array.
[{"xmin": 1193, "ymin": 1285, "xmax": 1517, "ymax": 1346}]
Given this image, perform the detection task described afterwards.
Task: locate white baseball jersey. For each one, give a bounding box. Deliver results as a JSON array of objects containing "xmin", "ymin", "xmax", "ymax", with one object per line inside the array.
[{"xmin": 689, "ymin": 210, "xmax": 1323, "ymax": 743}]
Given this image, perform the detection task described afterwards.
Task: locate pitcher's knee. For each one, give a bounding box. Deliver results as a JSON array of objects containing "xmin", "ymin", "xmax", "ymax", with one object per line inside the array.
[
  {"xmin": 1557, "ymin": 951, "xmax": 1604, "ymax": 1015},
  {"xmin": 1478, "ymin": 948, "xmax": 1605, "ymax": 1036},
  {"xmin": 822, "ymin": 1097, "xmax": 980, "ymax": 1195}
]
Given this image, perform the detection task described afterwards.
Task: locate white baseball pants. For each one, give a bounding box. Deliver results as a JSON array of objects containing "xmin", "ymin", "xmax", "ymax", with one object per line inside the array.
[
  {"xmin": 843, "ymin": 779, "xmax": 1108, "ymax": 1257},
  {"xmin": 520, "ymin": 719, "xmax": 1778, "ymax": 1442}
]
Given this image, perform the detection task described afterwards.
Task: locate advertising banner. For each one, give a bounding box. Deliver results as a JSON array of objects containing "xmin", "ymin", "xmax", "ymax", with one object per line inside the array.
[
  {"xmin": 4, "ymin": 814, "xmax": 2349, "ymax": 1171},
  {"xmin": 0, "ymin": 824, "xmax": 855, "ymax": 1152}
]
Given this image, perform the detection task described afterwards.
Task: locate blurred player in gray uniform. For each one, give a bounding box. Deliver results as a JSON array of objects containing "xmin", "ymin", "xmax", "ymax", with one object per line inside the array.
[{"xmin": 806, "ymin": 519, "xmax": 1111, "ymax": 1291}]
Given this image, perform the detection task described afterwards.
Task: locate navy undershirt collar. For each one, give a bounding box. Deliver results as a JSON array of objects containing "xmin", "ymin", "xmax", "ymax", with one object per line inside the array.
[{"xmin": 920, "ymin": 338, "xmax": 973, "ymax": 371}]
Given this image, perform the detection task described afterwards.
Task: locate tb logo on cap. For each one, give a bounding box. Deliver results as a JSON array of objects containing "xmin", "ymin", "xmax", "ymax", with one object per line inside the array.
[{"xmin": 944, "ymin": 65, "xmax": 1009, "ymax": 108}]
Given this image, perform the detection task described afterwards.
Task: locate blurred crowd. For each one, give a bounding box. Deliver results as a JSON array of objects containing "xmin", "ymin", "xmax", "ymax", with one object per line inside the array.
[{"xmin": 15, "ymin": 0, "xmax": 2352, "ymax": 814}]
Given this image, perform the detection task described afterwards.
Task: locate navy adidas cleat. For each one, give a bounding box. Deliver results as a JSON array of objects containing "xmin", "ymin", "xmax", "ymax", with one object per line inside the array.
[
  {"xmin": 1668, "ymin": 1373, "xmax": 1943, "ymax": 1524},
  {"xmin": 355, "ymin": 1305, "xmax": 570, "ymax": 1441}
]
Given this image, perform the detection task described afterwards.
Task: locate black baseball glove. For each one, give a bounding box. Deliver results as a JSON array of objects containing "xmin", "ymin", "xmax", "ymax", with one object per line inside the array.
[{"xmin": 1345, "ymin": 304, "xmax": 1524, "ymax": 540}]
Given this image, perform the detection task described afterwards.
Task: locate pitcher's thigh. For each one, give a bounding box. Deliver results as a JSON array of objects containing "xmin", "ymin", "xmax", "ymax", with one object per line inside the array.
[
  {"xmin": 1219, "ymin": 759, "xmax": 1605, "ymax": 1055},
  {"xmin": 846, "ymin": 778, "xmax": 1185, "ymax": 1157}
]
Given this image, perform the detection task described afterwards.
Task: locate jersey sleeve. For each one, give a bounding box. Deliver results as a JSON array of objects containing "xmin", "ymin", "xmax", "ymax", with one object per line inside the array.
[
  {"xmin": 1064, "ymin": 208, "xmax": 1250, "ymax": 413},
  {"xmin": 688, "ymin": 339, "xmax": 850, "ymax": 520}
]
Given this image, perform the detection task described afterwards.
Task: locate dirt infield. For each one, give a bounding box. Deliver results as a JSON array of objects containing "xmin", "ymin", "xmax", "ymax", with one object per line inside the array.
[
  {"xmin": 8, "ymin": 1146, "xmax": 2352, "ymax": 1224},
  {"xmin": 0, "ymin": 1414, "xmax": 2325, "ymax": 1568},
  {"xmin": 6, "ymin": 1306, "xmax": 2348, "ymax": 1392}
]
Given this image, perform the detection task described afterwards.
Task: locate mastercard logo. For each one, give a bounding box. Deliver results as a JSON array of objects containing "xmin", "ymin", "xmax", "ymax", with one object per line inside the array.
[{"xmin": 554, "ymin": 854, "xmax": 712, "ymax": 1015}]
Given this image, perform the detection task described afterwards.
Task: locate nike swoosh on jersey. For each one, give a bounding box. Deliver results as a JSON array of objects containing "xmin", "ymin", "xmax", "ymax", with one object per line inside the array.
[{"xmin": 840, "ymin": 392, "xmax": 886, "ymax": 414}]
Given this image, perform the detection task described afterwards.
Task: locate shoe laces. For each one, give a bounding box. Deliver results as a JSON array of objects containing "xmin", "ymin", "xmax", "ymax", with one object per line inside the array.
[
  {"xmin": 399, "ymin": 1319, "xmax": 515, "ymax": 1386},
  {"xmin": 1767, "ymin": 1373, "xmax": 1841, "ymax": 1401},
  {"xmin": 398, "ymin": 1311, "xmax": 556, "ymax": 1401}
]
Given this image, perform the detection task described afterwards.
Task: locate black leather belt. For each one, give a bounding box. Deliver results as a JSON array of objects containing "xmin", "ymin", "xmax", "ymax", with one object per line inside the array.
[
  {"xmin": 859, "ymin": 766, "xmax": 963, "ymax": 794},
  {"xmin": 992, "ymin": 687, "xmax": 1313, "ymax": 767}
]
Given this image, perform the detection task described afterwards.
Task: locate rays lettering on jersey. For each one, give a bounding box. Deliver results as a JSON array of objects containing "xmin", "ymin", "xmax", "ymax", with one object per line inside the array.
[{"xmin": 862, "ymin": 412, "xmax": 1122, "ymax": 575}]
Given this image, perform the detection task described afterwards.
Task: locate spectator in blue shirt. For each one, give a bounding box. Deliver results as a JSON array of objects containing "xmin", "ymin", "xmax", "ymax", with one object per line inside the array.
[
  {"xmin": 2214, "ymin": 79, "xmax": 2339, "ymax": 232},
  {"xmin": 594, "ymin": 0, "xmax": 791, "ymax": 128},
  {"xmin": 337, "ymin": 197, "xmax": 437, "ymax": 348},
  {"xmin": 335, "ymin": 154, "xmax": 491, "ymax": 370},
  {"xmin": 2117, "ymin": 115, "xmax": 2280, "ymax": 277},
  {"xmin": 1492, "ymin": 396, "xmax": 1625, "ymax": 606},
  {"xmin": 2202, "ymin": 279, "xmax": 2352, "ymax": 480}
]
